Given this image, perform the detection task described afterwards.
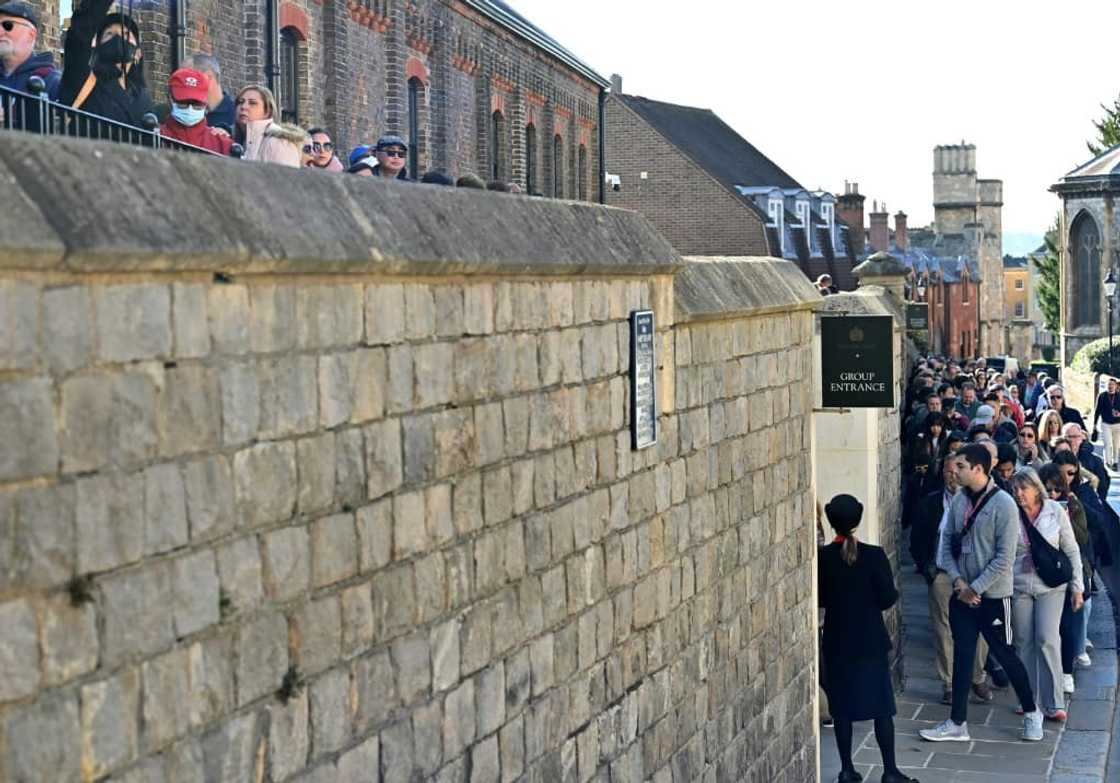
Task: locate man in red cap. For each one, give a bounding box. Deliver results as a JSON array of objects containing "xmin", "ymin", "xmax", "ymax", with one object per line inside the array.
[{"xmin": 159, "ymin": 67, "xmax": 232, "ymax": 155}]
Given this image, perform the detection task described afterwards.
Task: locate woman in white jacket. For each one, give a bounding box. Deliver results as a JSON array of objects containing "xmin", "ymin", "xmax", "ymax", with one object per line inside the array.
[
  {"xmin": 1008, "ymin": 467, "xmax": 1084, "ymax": 722},
  {"xmin": 233, "ymin": 84, "xmax": 306, "ymax": 167}
]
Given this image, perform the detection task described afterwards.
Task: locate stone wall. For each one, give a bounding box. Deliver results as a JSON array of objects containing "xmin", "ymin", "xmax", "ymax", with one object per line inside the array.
[{"xmin": 0, "ymin": 134, "xmax": 822, "ymax": 782}]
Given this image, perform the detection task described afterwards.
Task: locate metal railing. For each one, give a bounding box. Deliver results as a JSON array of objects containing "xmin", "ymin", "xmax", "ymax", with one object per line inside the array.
[{"xmin": 0, "ymin": 76, "xmax": 242, "ymax": 158}]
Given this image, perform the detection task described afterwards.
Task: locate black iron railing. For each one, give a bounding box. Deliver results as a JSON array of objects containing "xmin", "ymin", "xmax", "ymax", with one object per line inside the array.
[{"xmin": 0, "ymin": 77, "xmax": 242, "ymax": 158}]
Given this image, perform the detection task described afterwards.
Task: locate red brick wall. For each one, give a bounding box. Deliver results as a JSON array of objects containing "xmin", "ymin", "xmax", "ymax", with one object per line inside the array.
[
  {"xmin": 29, "ymin": 0, "xmax": 602, "ymax": 198},
  {"xmin": 927, "ymin": 279, "xmax": 980, "ymax": 359},
  {"xmin": 603, "ymin": 96, "xmax": 770, "ymax": 257}
]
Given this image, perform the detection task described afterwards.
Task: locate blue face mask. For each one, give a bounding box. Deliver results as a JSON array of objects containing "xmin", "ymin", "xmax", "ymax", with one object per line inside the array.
[{"xmin": 171, "ymin": 103, "xmax": 206, "ymax": 127}]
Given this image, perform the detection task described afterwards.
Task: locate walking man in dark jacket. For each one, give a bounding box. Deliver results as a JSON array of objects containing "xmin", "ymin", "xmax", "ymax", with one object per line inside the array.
[
  {"xmin": 0, "ymin": 1, "xmax": 60, "ymax": 132},
  {"xmin": 920, "ymin": 444, "xmax": 1042, "ymax": 743}
]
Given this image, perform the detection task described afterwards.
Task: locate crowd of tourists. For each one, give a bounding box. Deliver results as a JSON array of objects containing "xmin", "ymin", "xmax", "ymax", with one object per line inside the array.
[
  {"xmin": 902, "ymin": 356, "xmax": 1120, "ymax": 740},
  {"xmin": 0, "ymin": 1, "xmax": 521, "ymax": 190},
  {"xmin": 819, "ymin": 355, "xmax": 1120, "ymax": 783}
]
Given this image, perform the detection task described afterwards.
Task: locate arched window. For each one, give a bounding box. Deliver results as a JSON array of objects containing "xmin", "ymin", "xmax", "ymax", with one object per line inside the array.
[
  {"xmin": 577, "ymin": 144, "xmax": 588, "ymax": 201},
  {"xmin": 408, "ymin": 77, "xmax": 423, "ymax": 180},
  {"xmin": 552, "ymin": 134, "xmax": 564, "ymax": 199},
  {"xmin": 1071, "ymin": 212, "xmax": 1102, "ymax": 328},
  {"xmin": 279, "ymin": 27, "xmax": 301, "ymax": 124},
  {"xmin": 490, "ymin": 111, "xmax": 505, "ymax": 181},
  {"xmin": 525, "ymin": 125, "xmax": 537, "ymax": 194}
]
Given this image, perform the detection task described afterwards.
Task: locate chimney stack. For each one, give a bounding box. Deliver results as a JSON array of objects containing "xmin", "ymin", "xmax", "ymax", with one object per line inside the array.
[
  {"xmin": 894, "ymin": 211, "xmax": 908, "ymax": 252},
  {"xmin": 836, "ymin": 181, "xmax": 866, "ymax": 255},
  {"xmin": 610, "ymin": 73, "xmax": 623, "ymax": 93},
  {"xmin": 868, "ymin": 201, "xmax": 890, "ymax": 254}
]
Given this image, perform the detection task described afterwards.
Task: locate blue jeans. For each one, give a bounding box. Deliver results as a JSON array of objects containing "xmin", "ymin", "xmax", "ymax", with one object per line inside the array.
[{"xmin": 1060, "ymin": 595, "xmax": 1090, "ymax": 674}]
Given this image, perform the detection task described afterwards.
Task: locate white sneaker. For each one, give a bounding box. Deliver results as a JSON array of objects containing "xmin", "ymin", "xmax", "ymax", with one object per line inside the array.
[
  {"xmin": 1022, "ymin": 710, "xmax": 1044, "ymax": 741},
  {"xmin": 1085, "ymin": 639, "xmax": 1094, "ymax": 652},
  {"xmin": 1063, "ymin": 673, "xmax": 1075, "ymax": 694},
  {"xmin": 920, "ymin": 719, "xmax": 970, "ymax": 742},
  {"xmin": 1075, "ymin": 652, "xmax": 1092, "ymax": 668}
]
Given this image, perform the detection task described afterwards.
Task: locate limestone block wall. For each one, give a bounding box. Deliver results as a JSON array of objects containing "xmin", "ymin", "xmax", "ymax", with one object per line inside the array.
[{"xmin": 0, "ymin": 134, "xmax": 821, "ymax": 783}]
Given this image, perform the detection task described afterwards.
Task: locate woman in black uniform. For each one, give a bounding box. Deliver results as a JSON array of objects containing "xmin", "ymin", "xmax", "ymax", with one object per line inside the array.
[{"xmin": 819, "ymin": 494, "xmax": 918, "ymax": 783}]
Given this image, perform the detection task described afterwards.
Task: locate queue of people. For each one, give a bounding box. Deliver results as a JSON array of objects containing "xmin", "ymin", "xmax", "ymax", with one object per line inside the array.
[
  {"xmin": 901, "ymin": 356, "xmax": 1118, "ymax": 744},
  {"xmin": 0, "ymin": 1, "xmax": 521, "ymax": 187}
]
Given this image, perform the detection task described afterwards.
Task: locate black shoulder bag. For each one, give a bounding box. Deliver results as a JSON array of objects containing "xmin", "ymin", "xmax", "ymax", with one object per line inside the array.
[{"xmin": 1020, "ymin": 508, "xmax": 1072, "ymax": 588}]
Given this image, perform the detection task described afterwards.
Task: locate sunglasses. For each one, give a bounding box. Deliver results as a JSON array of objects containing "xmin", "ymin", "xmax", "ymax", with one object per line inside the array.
[
  {"xmin": 1050, "ymin": 395, "xmax": 1063, "ymax": 400},
  {"xmin": 378, "ymin": 148, "xmax": 407, "ymax": 158},
  {"xmin": 302, "ymin": 142, "xmax": 334, "ymax": 154},
  {"xmin": 1, "ymin": 19, "xmax": 35, "ymax": 32}
]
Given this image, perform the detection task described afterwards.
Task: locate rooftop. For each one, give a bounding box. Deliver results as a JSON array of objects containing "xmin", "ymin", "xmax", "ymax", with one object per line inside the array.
[
  {"xmin": 613, "ymin": 94, "xmax": 803, "ymax": 193},
  {"xmin": 468, "ymin": 1, "xmax": 610, "ymax": 87}
]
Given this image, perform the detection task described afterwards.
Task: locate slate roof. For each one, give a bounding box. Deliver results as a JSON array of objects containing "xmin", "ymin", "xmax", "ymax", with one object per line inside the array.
[
  {"xmin": 465, "ymin": 1, "xmax": 610, "ymax": 87},
  {"xmin": 1003, "ymin": 255, "xmax": 1029, "ymax": 269},
  {"xmin": 891, "ymin": 248, "xmax": 981, "ymax": 283},
  {"xmin": 614, "ymin": 94, "xmax": 804, "ymax": 193}
]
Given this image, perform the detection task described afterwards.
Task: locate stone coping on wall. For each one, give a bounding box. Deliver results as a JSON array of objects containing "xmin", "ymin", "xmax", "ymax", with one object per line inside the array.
[
  {"xmin": 0, "ymin": 132, "xmax": 681, "ymax": 276},
  {"xmin": 819, "ymin": 285, "xmax": 904, "ymax": 321},
  {"xmin": 674, "ymin": 256, "xmax": 823, "ymax": 323}
]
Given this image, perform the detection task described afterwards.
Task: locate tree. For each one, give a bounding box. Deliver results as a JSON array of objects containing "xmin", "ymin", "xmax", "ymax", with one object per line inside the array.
[
  {"xmin": 1034, "ymin": 219, "xmax": 1060, "ymax": 334},
  {"xmin": 1088, "ymin": 93, "xmax": 1120, "ymax": 156}
]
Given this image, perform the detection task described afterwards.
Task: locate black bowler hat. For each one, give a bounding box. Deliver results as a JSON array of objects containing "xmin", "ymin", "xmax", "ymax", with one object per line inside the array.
[
  {"xmin": 0, "ymin": 2, "xmax": 40, "ymax": 30},
  {"xmin": 824, "ymin": 494, "xmax": 863, "ymax": 535}
]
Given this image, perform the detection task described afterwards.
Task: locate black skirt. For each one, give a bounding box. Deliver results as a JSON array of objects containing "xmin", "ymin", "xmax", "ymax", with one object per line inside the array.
[{"xmin": 822, "ymin": 651, "xmax": 896, "ymax": 721}]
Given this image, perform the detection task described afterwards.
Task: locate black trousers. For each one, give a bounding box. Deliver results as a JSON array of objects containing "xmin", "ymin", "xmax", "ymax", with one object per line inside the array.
[{"xmin": 949, "ymin": 595, "xmax": 1036, "ymax": 724}]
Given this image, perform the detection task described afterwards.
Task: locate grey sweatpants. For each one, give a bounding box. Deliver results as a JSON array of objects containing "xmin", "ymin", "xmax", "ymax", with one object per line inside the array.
[{"xmin": 1012, "ymin": 588, "xmax": 1066, "ymax": 712}]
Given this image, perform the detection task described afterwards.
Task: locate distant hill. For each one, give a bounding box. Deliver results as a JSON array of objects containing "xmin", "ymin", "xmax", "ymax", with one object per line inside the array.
[{"xmin": 1004, "ymin": 232, "xmax": 1044, "ymax": 256}]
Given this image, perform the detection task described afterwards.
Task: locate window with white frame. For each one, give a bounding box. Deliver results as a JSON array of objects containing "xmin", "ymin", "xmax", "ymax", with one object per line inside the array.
[
  {"xmin": 1015, "ymin": 278, "xmax": 1024, "ymax": 290},
  {"xmin": 768, "ymin": 198, "xmax": 782, "ymax": 226},
  {"xmin": 821, "ymin": 203, "xmax": 834, "ymax": 231},
  {"xmin": 1014, "ymin": 302, "xmax": 1025, "ymax": 317},
  {"xmin": 796, "ymin": 200, "xmax": 808, "ymax": 226}
]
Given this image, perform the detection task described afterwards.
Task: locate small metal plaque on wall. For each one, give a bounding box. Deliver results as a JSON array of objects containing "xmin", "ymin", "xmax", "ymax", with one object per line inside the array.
[{"xmin": 629, "ymin": 310, "xmax": 658, "ymax": 449}]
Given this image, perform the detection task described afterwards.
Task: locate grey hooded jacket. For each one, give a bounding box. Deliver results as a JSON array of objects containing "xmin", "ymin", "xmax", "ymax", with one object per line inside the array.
[{"xmin": 936, "ymin": 479, "xmax": 1018, "ymax": 599}]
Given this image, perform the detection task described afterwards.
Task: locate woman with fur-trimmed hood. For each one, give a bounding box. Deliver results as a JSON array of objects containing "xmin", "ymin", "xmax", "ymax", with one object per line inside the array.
[{"xmin": 234, "ymin": 84, "xmax": 307, "ymax": 168}]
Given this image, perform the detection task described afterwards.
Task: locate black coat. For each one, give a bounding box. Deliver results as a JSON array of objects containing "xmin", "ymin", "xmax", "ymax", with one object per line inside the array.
[
  {"xmin": 818, "ymin": 541, "xmax": 898, "ymax": 659},
  {"xmin": 909, "ymin": 489, "xmax": 946, "ymax": 572},
  {"xmin": 57, "ymin": 0, "xmax": 154, "ymax": 130},
  {"xmin": 1077, "ymin": 442, "xmax": 1111, "ymax": 502}
]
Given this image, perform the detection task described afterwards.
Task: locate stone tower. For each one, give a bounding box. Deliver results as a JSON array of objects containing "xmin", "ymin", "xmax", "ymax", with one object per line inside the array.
[{"xmin": 933, "ymin": 143, "xmax": 1005, "ymax": 356}]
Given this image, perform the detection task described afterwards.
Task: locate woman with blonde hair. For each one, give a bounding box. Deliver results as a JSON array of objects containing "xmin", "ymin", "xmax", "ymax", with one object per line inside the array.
[
  {"xmin": 1008, "ymin": 467, "xmax": 1084, "ymax": 722},
  {"xmin": 1037, "ymin": 409, "xmax": 1063, "ymax": 458},
  {"xmin": 233, "ymin": 84, "xmax": 306, "ymax": 167},
  {"xmin": 818, "ymin": 494, "xmax": 917, "ymax": 783}
]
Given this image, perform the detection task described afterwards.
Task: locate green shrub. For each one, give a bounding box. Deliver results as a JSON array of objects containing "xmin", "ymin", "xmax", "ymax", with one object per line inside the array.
[{"xmin": 1070, "ymin": 337, "xmax": 1120, "ymax": 374}]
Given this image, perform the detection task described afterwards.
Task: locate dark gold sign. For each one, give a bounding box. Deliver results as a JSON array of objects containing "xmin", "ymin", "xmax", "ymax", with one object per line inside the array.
[
  {"xmin": 820, "ymin": 315, "xmax": 894, "ymax": 408},
  {"xmin": 906, "ymin": 303, "xmax": 929, "ymax": 332}
]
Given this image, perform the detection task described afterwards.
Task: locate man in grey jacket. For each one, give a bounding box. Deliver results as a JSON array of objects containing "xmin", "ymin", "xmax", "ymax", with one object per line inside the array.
[{"xmin": 920, "ymin": 443, "xmax": 1043, "ymax": 743}]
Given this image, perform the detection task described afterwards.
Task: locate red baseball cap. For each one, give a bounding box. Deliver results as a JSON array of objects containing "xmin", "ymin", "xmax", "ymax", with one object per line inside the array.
[{"xmin": 168, "ymin": 68, "xmax": 209, "ymax": 104}]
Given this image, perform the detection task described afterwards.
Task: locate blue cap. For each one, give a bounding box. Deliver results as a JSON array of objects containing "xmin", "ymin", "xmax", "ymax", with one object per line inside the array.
[{"xmin": 348, "ymin": 145, "xmax": 372, "ymax": 168}]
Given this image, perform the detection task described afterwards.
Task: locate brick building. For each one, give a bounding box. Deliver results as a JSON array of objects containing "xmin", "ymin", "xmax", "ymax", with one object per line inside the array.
[
  {"xmin": 35, "ymin": 0, "xmax": 608, "ymax": 197},
  {"xmin": 604, "ymin": 83, "xmax": 859, "ymax": 289},
  {"xmin": 847, "ymin": 199, "xmax": 982, "ymax": 359}
]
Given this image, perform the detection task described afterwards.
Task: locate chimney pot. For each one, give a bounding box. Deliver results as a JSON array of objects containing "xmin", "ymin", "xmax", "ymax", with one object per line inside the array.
[{"xmin": 610, "ymin": 73, "xmax": 623, "ymax": 93}]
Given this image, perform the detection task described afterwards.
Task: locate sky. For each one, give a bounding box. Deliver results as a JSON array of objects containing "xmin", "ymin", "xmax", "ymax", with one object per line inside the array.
[{"xmin": 513, "ymin": 0, "xmax": 1120, "ymax": 255}]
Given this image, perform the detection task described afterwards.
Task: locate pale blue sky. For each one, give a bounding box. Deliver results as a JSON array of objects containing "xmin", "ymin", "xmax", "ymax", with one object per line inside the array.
[{"xmin": 514, "ymin": 0, "xmax": 1120, "ymax": 252}]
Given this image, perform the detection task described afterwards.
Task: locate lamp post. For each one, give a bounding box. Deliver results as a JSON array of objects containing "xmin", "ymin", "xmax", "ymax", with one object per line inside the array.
[{"xmin": 1105, "ymin": 269, "xmax": 1117, "ymax": 377}]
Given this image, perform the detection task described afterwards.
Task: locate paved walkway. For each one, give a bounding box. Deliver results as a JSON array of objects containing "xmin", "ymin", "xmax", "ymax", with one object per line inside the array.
[{"xmin": 820, "ymin": 529, "xmax": 1119, "ymax": 783}]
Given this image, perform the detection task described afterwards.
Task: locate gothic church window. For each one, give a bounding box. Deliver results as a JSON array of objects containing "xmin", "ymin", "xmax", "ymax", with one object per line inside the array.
[
  {"xmin": 279, "ymin": 27, "xmax": 301, "ymax": 124},
  {"xmin": 408, "ymin": 78, "xmax": 423, "ymax": 179},
  {"xmin": 578, "ymin": 144, "xmax": 587, "ymax": 201},
  {"xmin": 525, "ymin": 125, "xmax": 537, "ymax": 193},
  {"xmin": 1071, "ymin": 212, "xmax": 1102, "ymax": 328},
  {"xmin": 490, "ymin": 111, "xmax": 505, "ymax": 181},
  {"xmin": 553, "ymin": 134, "xmax": 564, "ymax": 199}
]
